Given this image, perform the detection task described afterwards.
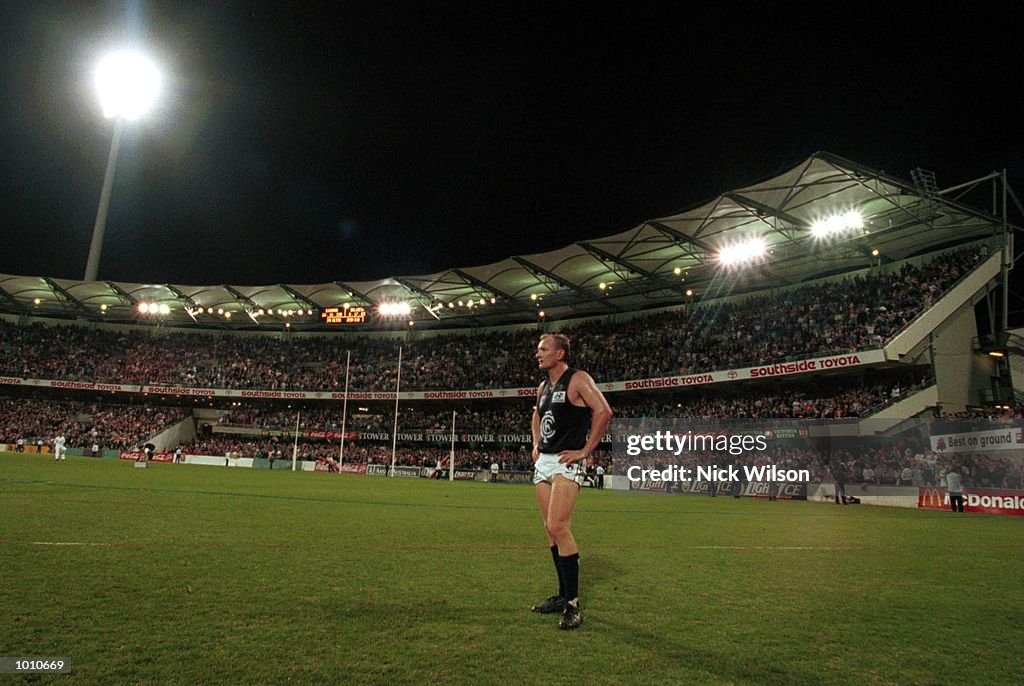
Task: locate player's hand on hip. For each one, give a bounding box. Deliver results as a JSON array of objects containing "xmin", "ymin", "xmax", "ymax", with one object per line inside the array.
[{"xmin": 557, "ymin": 450, "xmax": 587, "ymax": 465}]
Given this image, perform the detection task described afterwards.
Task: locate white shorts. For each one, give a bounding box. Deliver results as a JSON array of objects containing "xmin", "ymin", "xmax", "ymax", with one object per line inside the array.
[{"xmin": 533, "ymin": 453, "xmax": 585, "ymax": 486}]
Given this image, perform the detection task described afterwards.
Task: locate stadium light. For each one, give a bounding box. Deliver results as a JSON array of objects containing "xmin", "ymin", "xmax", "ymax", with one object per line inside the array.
[
  {"xmin": 84, "ymin": 49, "xmax": 162, "ymax": 282},
  {"xmin": 810, "ymin": 210, "xmax": 864, "ymax": 240},
  {"xmin": 377, "ymin": 301, "xmax": 411, "ymax": 317},
  {"xmin": 717, "ymin": 237, "xmax": 768, "ymax": 268}
]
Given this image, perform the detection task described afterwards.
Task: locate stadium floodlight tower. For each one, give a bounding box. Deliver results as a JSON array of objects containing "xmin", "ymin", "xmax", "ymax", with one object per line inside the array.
[{"xmin": 84, "ymin": 49, "xmax": 162, "ymax": 282}]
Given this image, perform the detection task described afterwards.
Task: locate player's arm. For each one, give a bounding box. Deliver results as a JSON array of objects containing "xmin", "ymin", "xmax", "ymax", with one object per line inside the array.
[
  {"xmin": 558, "ymin": 372, "xmax": 612, "ymax": 464},
  {"xmin": 531, "ymin": 382, "xmax": 544, "ymax": 462}
]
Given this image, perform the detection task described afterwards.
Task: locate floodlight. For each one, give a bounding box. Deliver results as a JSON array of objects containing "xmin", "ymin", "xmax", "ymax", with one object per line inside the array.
[
  {"xmin": 377, "ymin": 301, "xmax": 411, "ymax": 317},
  {"xmin": 810, "ymin": 210, "xmax": 864, "ymax": 239},
  {"xmin": 85, "ymin": 49, "xmax": 161, "ymax": 282},
  {"xmin": 717, "ymin": 237, "xmax": 767, "ymax": 267},
  {"xmin": 94, "ymin": 50, "xmax": 161, "ymax": 121}
]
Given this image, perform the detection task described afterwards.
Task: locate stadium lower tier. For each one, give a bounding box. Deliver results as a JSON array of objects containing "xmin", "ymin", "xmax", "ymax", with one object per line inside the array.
[
  {"xmin": 1, "ymin": 371, "xmax": 927, "ymax": 451},
  {"xmin": 2, "ymin": 365, "xmax": 1022, "ymax": 490}
]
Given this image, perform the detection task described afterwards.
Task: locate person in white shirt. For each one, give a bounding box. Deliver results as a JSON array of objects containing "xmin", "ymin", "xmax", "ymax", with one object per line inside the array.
[
  {"xmin": 53, "ymin": 435, "xmax": 67, "ymax": 461},
  {"xmin": 946, "ymin": 465, "xmax": 965, "ymax": 513}
]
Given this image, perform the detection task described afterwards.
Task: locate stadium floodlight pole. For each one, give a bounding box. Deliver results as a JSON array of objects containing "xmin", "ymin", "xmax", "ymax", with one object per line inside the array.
[
  {"xmin": 390, "ymin": 346, "xmax": 402, "ymax": 477},
  {"xmin": 85, "ymin": 49, "xmax": 161, "ymax": 282},
  {"xmin": 85, "ymin": 119, "xmax": 124, "ymax": 282},
  {"xmin": 339, "ymin": 350, "xmax": 351, "ymax": 466},
  {"xmin": 1001, "ymin": 168, "xmax": 1009, "ymax": 332},
  {"xmin": 449, "ymin": 410, "xmax": 456, "ymax": 481},
  {"xmin": 292, "ymin": 412, "xmax": 300, "ymax": 472}
]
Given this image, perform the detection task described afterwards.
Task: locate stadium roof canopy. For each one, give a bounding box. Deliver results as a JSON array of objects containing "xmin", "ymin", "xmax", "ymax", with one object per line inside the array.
[{"xmin": 0, "ymin": 151, "xmax": 1010, "ymax": 332}]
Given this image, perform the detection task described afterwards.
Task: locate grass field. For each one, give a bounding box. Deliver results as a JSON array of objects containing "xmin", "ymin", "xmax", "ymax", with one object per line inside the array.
[{"xmin": 1, "ymin": 453, "xmax": 1022, "ymax": 685}]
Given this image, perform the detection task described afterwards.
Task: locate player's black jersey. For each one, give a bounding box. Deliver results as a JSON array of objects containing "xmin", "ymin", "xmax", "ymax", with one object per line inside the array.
[{"xmin": 537, "ymin": 368, "xmax": 591, "ymax": 453}]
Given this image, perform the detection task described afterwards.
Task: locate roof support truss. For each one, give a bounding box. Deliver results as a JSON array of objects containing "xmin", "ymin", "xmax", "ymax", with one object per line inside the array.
[{"xmin": 512, "ymin": 256, "xmax": 623, "ymax": 312}]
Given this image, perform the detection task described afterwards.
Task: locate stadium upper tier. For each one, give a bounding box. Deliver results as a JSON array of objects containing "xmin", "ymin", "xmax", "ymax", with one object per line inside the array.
[
  {"xmin": 0, "ymin": 152, "xmax": 1008, "ymax": 330},
  {"xmin": 0, "ymin": 247, "xmax": 981, "ymax": 393}
]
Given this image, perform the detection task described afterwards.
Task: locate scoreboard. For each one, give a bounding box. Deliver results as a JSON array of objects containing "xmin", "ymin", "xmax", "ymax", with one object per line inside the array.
[{"xmin": 321, "ymin": 306, "xmax": 367, "ymax": 324}]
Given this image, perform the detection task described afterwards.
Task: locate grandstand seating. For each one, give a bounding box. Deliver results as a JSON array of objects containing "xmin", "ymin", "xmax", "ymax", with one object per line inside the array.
[
  {"xmin": 3, "ymin": 244, "xmax": 1019, "ymax": 487},
  {"xmin": 0, "ymin": 248, "xmax": 981, "ymax": 392}
]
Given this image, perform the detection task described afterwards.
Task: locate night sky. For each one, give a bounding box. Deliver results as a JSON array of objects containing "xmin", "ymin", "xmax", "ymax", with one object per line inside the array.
[{"xmin": 1, "ymin": 3, "xmax": 1021, "ymax": 287}]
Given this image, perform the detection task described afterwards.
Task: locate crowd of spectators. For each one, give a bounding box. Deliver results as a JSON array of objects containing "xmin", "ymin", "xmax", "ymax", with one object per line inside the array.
[
  {"xmin": 2, "ymin": 245, "xmax": 1012, "ymax": 486},
  {"xmin": 183, "ymin": 422, "xmax": 1024, "ymax": 490},
  {"xmin": 816, "ymin": 441, "xmax": 1024, "ymax": 491},
  {"xmin": 0, "ymin": 398, "xmax": 187, "ymax": 451},
  {"xmin": 0, "ymin": 248, "xmax": 981, "ymax": 392},
  {"xmin": 214, "ymin": 375, "xmax": 927, "ymax": 438},
  {"xmin": 4, "ymin": 390, "xmax": 1020, "ymax": 490}
]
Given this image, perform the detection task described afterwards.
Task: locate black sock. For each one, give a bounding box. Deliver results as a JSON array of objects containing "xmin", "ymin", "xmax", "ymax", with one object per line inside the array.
[
  {"xmin": 550, "ymin": 545, "xmax": 565, "ymax": 598},
  {"xmin": 557, "ymin": 553, "xmax": 580, "ymax": 601}
]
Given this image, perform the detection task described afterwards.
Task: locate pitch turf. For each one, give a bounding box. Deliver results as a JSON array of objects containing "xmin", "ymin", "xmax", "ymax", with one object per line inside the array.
[{"xmin": 1, "ymin": 453, "xmax": 1021, "ymax": 685}]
